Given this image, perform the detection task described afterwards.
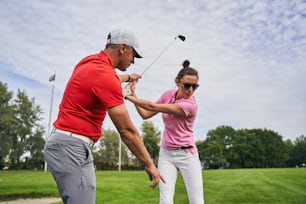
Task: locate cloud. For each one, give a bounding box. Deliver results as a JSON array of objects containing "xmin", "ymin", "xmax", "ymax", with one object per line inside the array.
[{"xmin": 0, "ymin": 0, "xmax": 305, "ymax": 141}]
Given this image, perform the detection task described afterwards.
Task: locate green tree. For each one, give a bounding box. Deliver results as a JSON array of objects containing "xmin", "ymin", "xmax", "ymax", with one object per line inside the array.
[
  {"xmin": 196, "ymin": 140, "xmax": 205, "ymax": 161},
  {"xmin": 94, "ymin": 129, "xmax": 128, "ymax": 170},
  {"xmin": 228, "ymin": 129, "xmax": 262, "ymax": 168},
  {"xmin": 251, "ymin": 129, "xmax": 287, "ymax": 167},
  {"xmin": 141, "ymin": 121, "xmax": 161, "ymax": 165},
  {"xmin": 0, "ymin": 82, "xmax": 15, "ymax": 168},
  {"xmin": 202, "ymin": 126, "xmax": 288, "ymax": 168},
  {"xmin": 204, "ymin": 125, "xmax": 235, "ymax": 168},
  {"xmin": 25, "ymin": 126, "xmax": 45, "ymax": 169},
  {"xmin": 196, "ymin": 140, "xmax": 206, "ymax": 168},
  {"xmin": 10, "ymin": 89, "xmax": 44, "ymax": 169},
  {"xmin": 284, "ymin": 139, "xmax": 295, "ymax": 167},
  {"xmin": 289, "ymin": 135, "xmax": 306, "ymax": 167}
]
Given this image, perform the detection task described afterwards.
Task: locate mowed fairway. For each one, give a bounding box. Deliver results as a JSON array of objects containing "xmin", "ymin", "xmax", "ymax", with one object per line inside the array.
[{"xmin": 0, "ymin": 168, "xmax": 305, "ymax": 204}]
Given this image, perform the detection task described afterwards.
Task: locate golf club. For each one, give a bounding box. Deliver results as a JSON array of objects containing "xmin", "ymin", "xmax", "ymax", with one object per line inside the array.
[
  {"xmin": 123, "ymin": 35, "xmax": 186, "ymax": 97},
  {"xmin": 140, "ymin": 35, "xmax": 186, "ymax": 76}
]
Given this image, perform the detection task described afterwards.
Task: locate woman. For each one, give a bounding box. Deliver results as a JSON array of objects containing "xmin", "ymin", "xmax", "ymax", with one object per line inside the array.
[{"xmin": 125, "ymin": 60, "xmax": 204, "ymax": 204}]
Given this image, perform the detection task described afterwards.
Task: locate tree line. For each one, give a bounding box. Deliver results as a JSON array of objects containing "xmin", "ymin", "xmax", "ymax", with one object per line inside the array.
[
  {"xmin": 197, "ymin": 126, "xmax": 305, "ymax": 169},
  {"xmin": 0, "ymin": 81, "xmax": 305, "ymax": 170}
]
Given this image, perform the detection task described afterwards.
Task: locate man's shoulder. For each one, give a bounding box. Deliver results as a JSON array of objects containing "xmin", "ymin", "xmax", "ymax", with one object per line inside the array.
[{"xmin": 77, "ymin": 51, "xmax": 111, "ymax": 66}]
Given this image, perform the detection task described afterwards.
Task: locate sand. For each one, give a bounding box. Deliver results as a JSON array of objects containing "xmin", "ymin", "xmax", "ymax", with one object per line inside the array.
[{"xmin": 0, "ymin": 198, "xmax": 61, "ymax": 204}]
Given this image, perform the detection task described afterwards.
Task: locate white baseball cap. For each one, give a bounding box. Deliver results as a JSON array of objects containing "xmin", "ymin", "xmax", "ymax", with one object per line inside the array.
[{"xmin": 106, "ymin": 28, "xmax": 142, "ymax": 58}]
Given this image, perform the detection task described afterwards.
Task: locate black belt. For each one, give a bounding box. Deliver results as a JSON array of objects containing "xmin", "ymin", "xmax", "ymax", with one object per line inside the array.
[{"xmin": 177, "ymin": 146, "xmax": 193, "ymax": 150}]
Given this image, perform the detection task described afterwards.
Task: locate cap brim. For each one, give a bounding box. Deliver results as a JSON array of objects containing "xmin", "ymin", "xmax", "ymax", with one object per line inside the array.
[{"xmin": 133, "ymin": 47, "xmax": 142, "ymax": 58}]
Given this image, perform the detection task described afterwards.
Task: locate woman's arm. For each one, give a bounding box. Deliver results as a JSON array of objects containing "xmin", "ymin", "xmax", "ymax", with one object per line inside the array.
[
  {"xmin": 126, "ymin": 95, "xmax": 185, "ymax": 117},
  {"xmin": 133, "ymin": 98, "xmax": 159, "ymax": 119}
]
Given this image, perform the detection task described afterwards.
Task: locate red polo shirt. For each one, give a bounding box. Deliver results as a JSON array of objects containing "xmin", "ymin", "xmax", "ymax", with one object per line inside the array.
[{"xmin": 53, "ymin": 51, "xmax": 123, "ymax": 142}]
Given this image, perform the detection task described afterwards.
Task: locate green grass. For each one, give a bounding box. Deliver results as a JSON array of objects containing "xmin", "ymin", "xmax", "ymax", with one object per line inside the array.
[
  {"xmin": 204, "ymin": 168, "xmax": 306, "ymax": 204},
  {"xmin": 0, "ymin": 168, "xmax": 306, "ymax": 204},
  {"xmin": 0, "ymin": 170, "xmax": 59, "ymax": 201}
]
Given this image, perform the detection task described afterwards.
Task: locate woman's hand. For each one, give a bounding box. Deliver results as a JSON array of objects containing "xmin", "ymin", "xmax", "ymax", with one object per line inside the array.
[{"xmin": 128, "ymin": 81, "xmax": 137, "ymax": 96}]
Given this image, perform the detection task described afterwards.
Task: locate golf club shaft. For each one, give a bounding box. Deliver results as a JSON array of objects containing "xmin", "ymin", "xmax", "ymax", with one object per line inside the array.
[
  {"xmin": 140, "ymin": 36, "xmax": 180, "ymax": 76},
  {"xmin": 123, "ymin": 35, "xmax": 185, "ymax": 96}
]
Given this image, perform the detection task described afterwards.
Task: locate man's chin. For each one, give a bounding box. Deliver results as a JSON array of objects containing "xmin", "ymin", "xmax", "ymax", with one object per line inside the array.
[
  {"xmin": 124, "ymin": 65, "xmax": 131, "ymax": 71},
  {"xmin": 117, "ymin": 66, "xmax": 127, "ymax": 72}
]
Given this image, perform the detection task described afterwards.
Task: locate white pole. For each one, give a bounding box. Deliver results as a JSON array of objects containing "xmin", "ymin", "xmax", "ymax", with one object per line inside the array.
[
  {"xmin": 44, "ymin": 74, "xmax": 55, "ymax": 172},
  {"xmin": 118, "ymin": 136, "xmax": 121, "ymax": 172},
  {"xmin": 47, "ymin": 84, "xmax": 55, "ymax": 136}
]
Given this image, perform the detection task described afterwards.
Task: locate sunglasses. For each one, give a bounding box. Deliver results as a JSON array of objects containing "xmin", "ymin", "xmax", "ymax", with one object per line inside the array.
[{"xmin": 182, "ymin": 83, "xmax": 199, "ymax": 90}]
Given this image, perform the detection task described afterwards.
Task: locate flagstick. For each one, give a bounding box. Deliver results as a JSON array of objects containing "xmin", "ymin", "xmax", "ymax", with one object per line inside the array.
[
  {"xmin": 118, "ymin": 137, "xmax": 122, "ymax": 172},
  {"xmin": 44, "ymin": 73, "xmax": 56, "ymax": 172}
]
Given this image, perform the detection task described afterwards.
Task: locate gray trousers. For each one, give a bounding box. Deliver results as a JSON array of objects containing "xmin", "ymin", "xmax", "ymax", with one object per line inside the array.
[{"xmin": 44, "ymin": 132, "xmax": 96, "ymax": 204}]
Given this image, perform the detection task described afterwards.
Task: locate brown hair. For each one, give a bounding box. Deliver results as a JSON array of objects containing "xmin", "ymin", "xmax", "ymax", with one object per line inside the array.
[{"xmin": 175, "ymin": 60, "xmax": 199, "ymax": 81}]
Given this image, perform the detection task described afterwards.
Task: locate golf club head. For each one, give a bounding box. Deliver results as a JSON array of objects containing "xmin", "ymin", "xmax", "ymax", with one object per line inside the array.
[{"xmin": 177, "ymin": 35, "xmax": 186, "ymax": 41}]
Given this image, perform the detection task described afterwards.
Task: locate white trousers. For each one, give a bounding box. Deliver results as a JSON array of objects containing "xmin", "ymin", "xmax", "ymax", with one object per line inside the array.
[{"xmin": 158, "ymin": 148, "xmax": 204, "ymax": 204}]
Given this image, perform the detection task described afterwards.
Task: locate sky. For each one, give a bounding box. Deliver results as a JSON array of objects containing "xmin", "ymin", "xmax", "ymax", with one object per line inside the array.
[{"xmin": 0, "ymin": 0, "xmax": 306, "ymax": 142}]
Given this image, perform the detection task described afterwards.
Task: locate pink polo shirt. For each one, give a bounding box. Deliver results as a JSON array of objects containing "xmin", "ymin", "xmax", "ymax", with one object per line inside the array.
[{"xmin": 158, "ymin": 89, "xmax": 198, "ymax": 153}]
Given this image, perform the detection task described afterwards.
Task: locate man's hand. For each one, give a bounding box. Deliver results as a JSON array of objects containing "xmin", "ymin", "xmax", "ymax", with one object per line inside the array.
[
  {"xmin": 129, "ymin": 73, "xmax": 141, "ymax": 82},
  {"xmin": 122, "ymin": 84, "xmax": 132, "ymax": 98},
  {"xmin": 145, "ymin": 165, "xmax": 166, "ymax": 188},
  {"xmin": 119, "ymin": 73, "xmax": 141, "ymax": 83}
]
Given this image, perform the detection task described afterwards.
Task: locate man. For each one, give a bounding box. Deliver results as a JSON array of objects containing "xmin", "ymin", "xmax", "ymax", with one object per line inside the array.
[{"xmin": 44, "ymin": 28, "xmax": 164, "ymax": 204}]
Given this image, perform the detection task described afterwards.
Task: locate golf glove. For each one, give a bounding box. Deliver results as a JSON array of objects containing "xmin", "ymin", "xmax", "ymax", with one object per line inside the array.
[{"xmin": 122, "ymin": 84, "xmax": 132, "ymax": 98}]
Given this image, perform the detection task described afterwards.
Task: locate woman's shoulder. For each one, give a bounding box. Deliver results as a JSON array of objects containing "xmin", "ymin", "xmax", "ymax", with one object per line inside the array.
[
  {"xmin": 158, "ymin": 89, "xmax": 176, "ymax": 103},
  {"xmin": 162, "ymin": 89, "xmax": 177, "ymax": 95}
]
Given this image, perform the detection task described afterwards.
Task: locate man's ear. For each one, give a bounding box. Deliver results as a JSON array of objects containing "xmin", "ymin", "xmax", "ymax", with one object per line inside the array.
[
  {"xmin": 120, "ymin": 44, "xmax": 127, "ymax": 54},
  {"xmin": 119, "ymin": 44, "xmax": 125, "ymax": 55}
]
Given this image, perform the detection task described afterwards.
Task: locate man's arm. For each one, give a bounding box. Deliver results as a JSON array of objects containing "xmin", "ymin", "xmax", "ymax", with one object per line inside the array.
[
  {"xmin": 107, "ymin": 104, "xmax": 164, "ymax": 188},
  {"xmin": 118, "ymin": 73, "xmax": 141, "ymax": 83}
]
